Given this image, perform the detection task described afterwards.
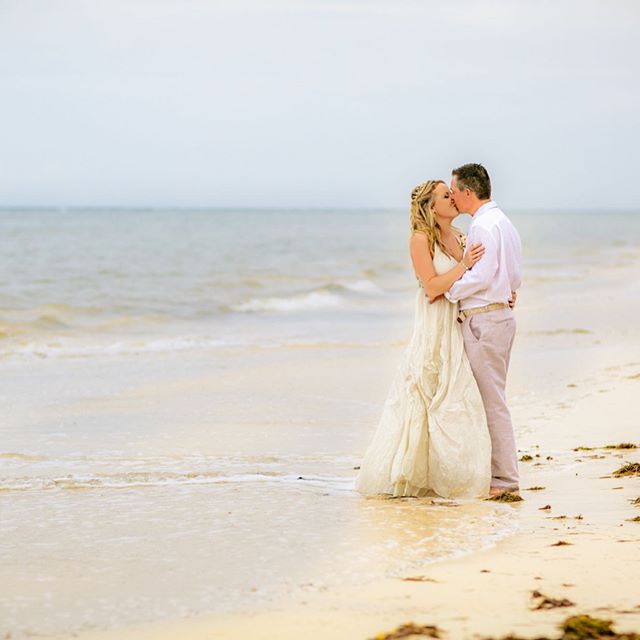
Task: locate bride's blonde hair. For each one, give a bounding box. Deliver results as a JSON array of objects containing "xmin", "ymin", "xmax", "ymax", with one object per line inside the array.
[{"xmin": 410, "ymin": 180, "xmax": 460, "ymax": 258}]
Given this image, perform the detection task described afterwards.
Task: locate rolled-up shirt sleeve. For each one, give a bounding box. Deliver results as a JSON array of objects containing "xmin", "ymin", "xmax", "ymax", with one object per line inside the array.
[{"xmin": 445, "ymin": 227, "xmax": 499, "ymax": 303}]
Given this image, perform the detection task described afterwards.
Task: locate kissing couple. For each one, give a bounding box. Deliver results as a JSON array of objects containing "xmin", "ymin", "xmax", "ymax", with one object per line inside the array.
[{"xmin": 356, "ymin": 163, "xmax": 522, "ymax": 500}]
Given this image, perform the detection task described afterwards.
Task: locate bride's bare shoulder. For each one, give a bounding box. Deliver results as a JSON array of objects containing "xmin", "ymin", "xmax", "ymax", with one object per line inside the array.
[
  {"xmin": 409, "ymin": 232, "xmax": 429, "ymax": 247},
  {"xmin": 408, "ymin": 232, "xmax": 434, "ymax": 261}
]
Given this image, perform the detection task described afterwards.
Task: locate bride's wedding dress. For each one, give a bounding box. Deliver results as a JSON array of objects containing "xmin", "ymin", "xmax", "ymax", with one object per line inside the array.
[{"xmin": 356, "ymin": 244, "xmax": 491, "ymax": 499}]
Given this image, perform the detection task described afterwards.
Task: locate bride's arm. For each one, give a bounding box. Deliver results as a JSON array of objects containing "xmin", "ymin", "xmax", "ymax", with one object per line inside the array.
[{"xmin": 409, "ymin": 234, "xmax": 484, "ymax": 304}]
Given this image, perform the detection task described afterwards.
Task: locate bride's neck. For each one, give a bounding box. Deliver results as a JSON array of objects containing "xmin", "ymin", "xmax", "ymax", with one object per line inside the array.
[{"xmin": 437, "ymin": 218, "xmax": 453, "ymax": 235}]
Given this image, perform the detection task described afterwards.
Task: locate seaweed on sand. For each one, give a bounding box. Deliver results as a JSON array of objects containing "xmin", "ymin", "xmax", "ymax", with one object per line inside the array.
[
  {"xmin": 520, "ymin": 454, "xmax": 534, "ymax": 461},
  {"xmin": 574, "ymin": 443, "xmax": 638, "ymax": 452},
  {"xmin": 560, "ymin": 614, "xmax": 619, "ymax": 638},
  {"xmin": 526, "ymin": 486, "xmax": 546, "ymax": 491},
  {"xmin": 613, "ymin": 463, "xmax": 640, "ymax": 477},
  {"xmin": 369, "ymin": 622, "xmax": 441, "ymax": 639},
  {"xmin": 481, "ymin": 614, "xmax": 640, "ymax": 639},
  {"xmin": 531, "ymin": 590, "xmax": 575, "ymax": 610},
  {"xmin": 487, "ymin": 491, "xmax": 523, "ymax": 503},
  {"xmin": 400, "ymin": 576, "xmax": 439, "ymax": 583}
]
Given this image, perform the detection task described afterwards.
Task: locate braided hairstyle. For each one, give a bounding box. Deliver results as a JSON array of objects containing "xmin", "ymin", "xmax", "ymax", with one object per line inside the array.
[{"xmin": 410, "ymin": 180, "xmax": 459, "ymax": 258}]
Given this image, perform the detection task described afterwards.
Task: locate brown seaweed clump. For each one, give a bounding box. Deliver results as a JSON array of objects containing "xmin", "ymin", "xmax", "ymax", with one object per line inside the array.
[
  {"xmin": 560, "ymin": 614, "xmax": 617, "ymax": 638},
  {"xmin": 520, "ymin": 454, "xmax": 534, "ymax": 461},
  {"xmin": 481, "ymin": 614, "xmax": 640, "ymax": 639},
  {"xmin": 604, "ymin": 443, "xmax": 638, "ymax": 450},
  {"xmin": 369, "ymin": 622, "xmax": 441, "ymax": 639},
  {"xmin": 526, "ymin": 486, "xmax": 547, "ymax": 491},
  {"xmin": 613, "ymin": 463, "xmax": 640, "ymax": 477},
  {"xmin": 551, "ymin": 540, "xmax": 573, "ymax": 546},
  {"xmin": 487, "ymin": 491, "xmax": 524, "ymax": 503},
  {"xmin": 627, "ymin": 516, "xmax": 640, "ymax": 523},
  {"xmin": 631, "ymin": 497, "xmax": 640, "ymax": 506},
  {"xmin": 531, "ymin": 590, "xmax": 575, "ymax": 610}
]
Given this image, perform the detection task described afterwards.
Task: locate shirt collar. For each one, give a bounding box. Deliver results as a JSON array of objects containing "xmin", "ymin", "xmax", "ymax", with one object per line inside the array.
[{"xmin": 473, "ymin": 200, "xmax": 497, "ymax": 219}]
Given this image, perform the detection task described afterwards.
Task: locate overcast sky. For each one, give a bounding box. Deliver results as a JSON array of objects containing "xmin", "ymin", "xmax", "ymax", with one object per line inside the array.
[{"xmin": 0, "ymin": 0, "xmax": 638, "ymax": 209}]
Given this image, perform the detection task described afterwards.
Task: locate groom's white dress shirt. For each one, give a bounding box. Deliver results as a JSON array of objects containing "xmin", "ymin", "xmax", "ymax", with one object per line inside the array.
[{"xmin": 445, "ymin": 201, "xmax": 522, "ymax": 311}]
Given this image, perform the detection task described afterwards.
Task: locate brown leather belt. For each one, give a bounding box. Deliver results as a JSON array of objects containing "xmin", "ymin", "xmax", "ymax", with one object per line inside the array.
[{"xmin": 457, "ymin": 302, "xmax": 509, "ymax": 324}]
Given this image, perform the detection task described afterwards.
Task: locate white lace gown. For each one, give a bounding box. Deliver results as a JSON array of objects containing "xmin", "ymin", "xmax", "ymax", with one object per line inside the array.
[{"xmin": 355, "ymin": 245, "xmax": 491, "ymax": 499}]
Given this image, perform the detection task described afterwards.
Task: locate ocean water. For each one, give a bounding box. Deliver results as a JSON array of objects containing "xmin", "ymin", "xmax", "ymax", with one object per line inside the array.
[
  {"xmin": 1, "ymin": 207, "xmax": 639, "ymax": 638},
  {"xmin": 1, "ymin": 207, "xmax": 639, "ymax": 358}
]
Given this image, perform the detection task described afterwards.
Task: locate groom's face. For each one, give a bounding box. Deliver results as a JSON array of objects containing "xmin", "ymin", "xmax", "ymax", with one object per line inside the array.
[{"xmin": 450, "ymin": 176, "xmax": 469, "ymax": 213}]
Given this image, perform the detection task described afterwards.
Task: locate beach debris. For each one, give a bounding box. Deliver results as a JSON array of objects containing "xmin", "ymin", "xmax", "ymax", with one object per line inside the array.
[
  {"xmin": 520, "ymin": 454, "xmax": 534, "ymax": 461},
  {"xmin": 369, "ymin": 622, "xmax": 441, "ymax": 639},
  {"xmin": 560, "ymin": 614, "xmax": 624, "ymax": 639},
  {"xmin": 546, "ymin": 456, "xmax": 554, "ymax": 460},
  {"xmin": 526, "ymin": 486, "xmax": 546, "ymax": 491},
  {"xmin": 627, "ymin": 516, "xmax": 640, "ymax": 523},
  {"xmin": 550, "ymin": 515, "xmax": 567, "ymax": 520},
  {"xmin": 400, "ymin": 575, "xmax": 439, "ymax": 583},
  {"xmin": 567, "ymin": 383, "xmax": 577, "ymax": 388},
  {"xmin": 551, "ymin": 540, "xmax": 573, "ymax": 546},
  {"xmin": 613, "ymin": 463, "xmax": 640, "ymax": 477},
  {"xmin": 487, "ymin": 491, "xmax": 523, "ymax": 503},
  {"xmin": 479, "ymin": 635, "xmax": 539, "ymax": 639},
  {"xmin": 430, "ymin": 499, "xmax": 460, "ymax": 507},
  {"xmin": 480, "ymin": 613, "xmax": 640, "ymax": 639},
  {"xmin": 574, "ymin": 515, "xmax": 584, "ymax": 520},
  {"xmin": 481, "ymin": 569, "xmax": 491, "ymax": 573},
  {"xmin": 531, "ymin": 590, "xmax": 575, "ymax": 610},
  {"xmin": 353, "ymin": 465, "xmax": 361, "ymax": 470},
  {"xmin": 631, "ymin": 497, "xmax": 640, "ymax": 506},
  {"xmin": 574, "ymin": 443, "xmax": 638, "ymax": 452},
  {"xmin": 539, "ymin": 504, "xmax": 552, "ymax": 510}
]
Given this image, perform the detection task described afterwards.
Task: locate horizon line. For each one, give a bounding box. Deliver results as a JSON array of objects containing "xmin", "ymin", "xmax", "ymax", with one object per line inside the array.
[{"xmin": 1, "ymin": 205, "xmax": 639, "ymax": 214}]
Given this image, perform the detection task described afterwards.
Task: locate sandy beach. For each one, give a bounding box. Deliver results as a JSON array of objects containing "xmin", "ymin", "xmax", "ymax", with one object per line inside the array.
[
  {"xmin": 2, "ymin": 209, "xmax": 640, "ymax": 640},
  {"xmin": 45, "ymin": 372, "xmax": 640, "ymax": 640}
]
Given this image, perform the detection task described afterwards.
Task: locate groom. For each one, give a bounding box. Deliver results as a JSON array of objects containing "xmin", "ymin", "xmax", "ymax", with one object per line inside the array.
[{"xmin": 445, "ymin": 163, "xmax": 522, "ymax": 498}]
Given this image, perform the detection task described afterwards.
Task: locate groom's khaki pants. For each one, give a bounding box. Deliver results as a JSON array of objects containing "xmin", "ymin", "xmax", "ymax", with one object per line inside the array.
[{"xmin": 461, "ymin": 307, "xmax": 519, "ymax": 491}]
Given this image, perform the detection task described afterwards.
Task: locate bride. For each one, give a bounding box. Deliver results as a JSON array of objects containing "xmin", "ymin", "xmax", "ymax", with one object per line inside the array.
[{"xmin": 355, "ymin": 180, "xmax": 491, "ymax": 499}]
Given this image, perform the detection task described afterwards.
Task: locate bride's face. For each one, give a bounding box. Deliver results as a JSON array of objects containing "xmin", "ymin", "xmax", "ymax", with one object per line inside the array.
[{"xmin": 430, "ymin": 183, "xmax": 459, "ymax": 221}]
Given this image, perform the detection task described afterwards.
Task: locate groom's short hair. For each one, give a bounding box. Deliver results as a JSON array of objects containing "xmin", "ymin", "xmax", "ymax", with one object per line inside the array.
[{"xmin": 452, "ymin": 163, "xmax": 491, "ymax": 200}]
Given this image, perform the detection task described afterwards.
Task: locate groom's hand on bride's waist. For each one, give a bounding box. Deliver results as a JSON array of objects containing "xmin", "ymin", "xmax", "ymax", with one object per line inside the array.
[{"xmin": 508, "ymin": 290, "xmax": 517, "ymax": 309}]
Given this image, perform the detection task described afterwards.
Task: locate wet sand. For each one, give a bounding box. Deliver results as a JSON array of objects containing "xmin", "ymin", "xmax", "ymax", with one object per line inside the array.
[{"xmin": 45, "ymin": 372, "xmax": 640, "ymax": 640}]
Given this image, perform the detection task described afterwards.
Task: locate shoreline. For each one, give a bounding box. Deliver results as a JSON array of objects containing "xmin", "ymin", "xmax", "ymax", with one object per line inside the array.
[
  {"xmin": 4, "ymin": 236, "xmax": 640, "ymax": 640},
  {"xmin": 44, "ymin": 371, "xmax": 640, "ymax": 640}
]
